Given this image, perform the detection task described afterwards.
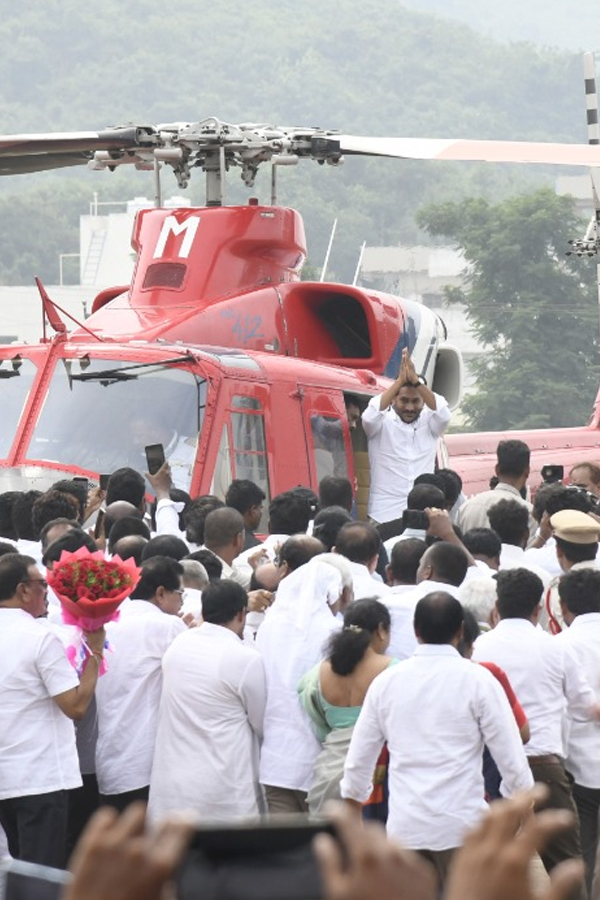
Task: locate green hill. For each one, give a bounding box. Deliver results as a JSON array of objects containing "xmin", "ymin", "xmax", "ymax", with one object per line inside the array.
[{"xmin": 0, "ymin": 0, "xmax": 593, "ymax": 284}]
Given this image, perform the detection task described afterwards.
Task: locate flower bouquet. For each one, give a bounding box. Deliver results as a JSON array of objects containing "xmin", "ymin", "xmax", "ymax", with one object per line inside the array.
[{"xmin": 47, "ymin": 546, "xmax": 141, "ymax": 675}]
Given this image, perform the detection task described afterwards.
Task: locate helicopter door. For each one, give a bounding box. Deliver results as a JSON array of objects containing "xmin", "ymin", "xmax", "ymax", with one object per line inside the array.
[
  {"xmin": 210, "ymin": 392, "xmax": 271, "ymax": 531},
  {"xmin": 298, "ymin": 386, "xmax": 353, "ymax": 488}
]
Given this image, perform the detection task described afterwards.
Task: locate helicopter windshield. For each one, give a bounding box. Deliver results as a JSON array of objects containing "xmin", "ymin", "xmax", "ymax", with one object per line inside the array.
[
  {"xmin": 27, "ymin": 357, "xmax": 207, "ymax": 489},
  {"xmin": 0, "ymin": 357, "xmax": 38, "ymax": 458}
]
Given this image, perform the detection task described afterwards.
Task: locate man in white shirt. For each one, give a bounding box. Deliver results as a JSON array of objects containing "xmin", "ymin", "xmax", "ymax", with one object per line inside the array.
[
  {"xmin": 149, "ymin": 579, "xmax": 266, "ymax": 820},
  {"xmin": 334, "ymin": 522, "xmax": 390, "ymax": 601},
  {"xmin": 202, "ymin": 507, "xmax": 251, "ymax": 589},
  {"xmin": 362, "ymin": 348, "xmax": 451, "ymax": 524},
  {"xmin": 341, "ymin": 591, "xmax": 533, "ymax": 889},
  {"xmin": 473, "ymin": 566, "xmax": 599, "ymax": 888},
  {"xmin": 385, "ymin": 540, "xmax": 468, "ymax": 660},
  {"xmin": 487, "ymin": 499, "xmax": 551, "ymax": 588},
  {"xmin": 556, "ymin": 568, "xmax": 600, "ymax": 894},
  {"xmin": 95, "ymin": 556, "xmax": 186, "ymax": 810},
  {"xmin": 457, "ymin": 440, "xmax": 535, "ymax": 537},
  {"xmin": 543, "ymin": 509, "xmax": 600, "ymax": 634},
  {"xmin": 0, "ymin": 553, "xmax": 104, "ymax": 868}
]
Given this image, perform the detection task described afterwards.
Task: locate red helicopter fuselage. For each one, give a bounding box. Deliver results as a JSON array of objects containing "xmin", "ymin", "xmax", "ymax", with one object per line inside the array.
[{"xmin": 0, "ymin": 201, "xmax": 596, "ymax": 508}]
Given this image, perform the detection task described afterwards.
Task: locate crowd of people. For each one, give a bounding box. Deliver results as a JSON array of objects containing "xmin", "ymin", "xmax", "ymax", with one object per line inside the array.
[{"xmin": 2, "ymin": 349, "xmax": 600, "ymax": 900}]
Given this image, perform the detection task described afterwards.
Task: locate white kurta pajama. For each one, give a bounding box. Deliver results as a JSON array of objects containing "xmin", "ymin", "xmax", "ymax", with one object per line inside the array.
[{"xmin": 148, "ymin": 622, "xmax": 266, "ymax": 820}]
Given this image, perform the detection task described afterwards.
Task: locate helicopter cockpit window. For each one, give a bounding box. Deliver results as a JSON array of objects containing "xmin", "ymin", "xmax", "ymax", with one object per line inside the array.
[
  {"xmin": 27, "ymin": 358, "xmax": 206, "ymax": 491},
  {"xmin": 0, "ymin": 358, "xmax": 37, "ymax": 459},
  {"xmin": 310, "ymin": 414, "xmax": 349, "ymax": 481}
]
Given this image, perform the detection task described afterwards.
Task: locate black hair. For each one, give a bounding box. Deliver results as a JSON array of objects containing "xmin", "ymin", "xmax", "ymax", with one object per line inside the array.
[
  {"xmin": 344, "ymin": 394, "xmax": 361, "ymax": 410},
  {"xmin": 0, "ymin": 492, "xmax": 22, "ymax": 541},
  {"xmin": 335, "ymin": 522, "xmax": 380, "ymax": 566},
  {"xmin": 457, "ymin": 609, "xmax": 481, "ymax": 657},
  {"xmin": 184, "ymin": 495, "xmax": 225, "ymax": 545},
  {"xmin": 496, "ymin": 440, "xmax": 530, "ymax": 478},
  {"xmin": 32, "ymin": 490, "xmax": 80, "ymax": 539},
  {"xmin": 554, "ymin": 536, "xmax": 598, "ymax": 564},
  {"xmin": 0, "ymin": 541, "xmax": 17, "ymax": 559},
  {"xmin": 546, "ymin": 486, "xmax": 594, "ymax": 517},
  {"xmin": 413, "ymin": 591, "xmax": 464, "ymax": 644},
  {"xmin": 11, "ymin": 491, "xmax": 43, "ymax": 541},
  {"xmin": 319, "ymin": 477, "xmax": 353, "ymax": 512},
  {"xmin": 39, "ymin": 517, "xmax": 82, "ymax": 552},
  {"xmin": 436, "ymin": 468, "xmax": 463, "ymax": 507},
  {"xmin": 0, "ymin": 553, "xmax": 35, "ymax": 601},
  {"xmin": 106, "ymin": 467, "xmax": 146, "ymax": 509},
  {"xmin": 532, "ymin": 482, "xmax": 564, "ymax": 523},
  {"xmin": 422, "ymin": 542, "xmax": 469, "ymax": 586},
  {"xmin": 312, "ymin": 506, "xmax": 353, "ymax": 552},
  {"xmin": 51, "ymin": 479, "xmax": 87, "ymax": 521},
  {"xmin": 558, "ymin": 568, "xmax": 600, "ymax": 617},
  {"xmin": 278, "ymin": 535, "xmax": 325, "ymax": 572},
  {"xmin": 288, "ymin": 487, "xmax": 319, "ymax": 518},
  {"xmin": 225, "ymin": 480, "xmax": 266, "ymax": 514},
  {"xmin": 406, "ymin": 483, "xmax": 445, "ymax": 512},
  {"xmin": 496, "ymin": 568, "xmax": 544, "ymax": 619},
  {"xmin": 268, "ymin": 491, "xmax": 312, "ymax": 535},
  {"xmin": 132, "ymin": 556, "xmax": 184, "ymax": 600},
  {"xmin": 413, "ymin": 473, "xmax": 446, "ymax": 494},
  {"xmin": 43, "ymin": 530, "xmax": 98, "ymax": 567},
  {"xmin": 201, "ymin": 579, "xmax": 247, "ymax": 624},
  {"xmin": 203, "ymin": 507, "xmax": 245, "ymax": 549},
  {"xmin": 185, "ymin": 548, "xmax": 223, "ymax": 580},
  {"xmin": 111, "ymin": 535, "xmax": 148, "ymax": 567},
  {"xmin": 388, "ymin": 538, "xmax": 427, "ymax": 584},
  {"xmin": 462, "ymin": 528, "xmax": 502, "ymax": 560},
  {"xmin": 107, "ymin": 516, "xmax": 152, "ymax": 554},
  {"xmin": 141, "ymin": 534, "xmax": 189, "ymax": 562},
  {"xmin": 327, "ymin": 598, "xmax": 391, "ymax": 676},
  {"xmin": 487, "ymin": 500, "xmax": 530, "ymax": 547}
]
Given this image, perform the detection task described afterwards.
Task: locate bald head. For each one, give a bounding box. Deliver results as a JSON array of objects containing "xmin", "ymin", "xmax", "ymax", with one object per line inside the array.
[
  {"xmin": 414, "ymin": 591, "xmax": 464, "ymax": 645},
  {"xmin": 279, "ymin": 534, "xmax": 326, "ymax": 576},
  {"xmin": 417, "ymin": 542, "xmax": 469, "ymax": 587},
  {"xmin": 104, "ymin": 501, "xmax": 144, "ymax": 539},
  {"xmin": 203, "ymin": 507, "xmax": 245, "ymax": 564}
]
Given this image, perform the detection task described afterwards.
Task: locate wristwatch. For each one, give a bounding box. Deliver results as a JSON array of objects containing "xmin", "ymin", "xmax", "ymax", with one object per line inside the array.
[{"xmin": 408, "ymin": 374, "xmax": 427, "ymax": 388}]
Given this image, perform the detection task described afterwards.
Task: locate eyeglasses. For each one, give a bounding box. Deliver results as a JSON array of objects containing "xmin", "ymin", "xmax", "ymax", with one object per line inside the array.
[
  {"xmin": 21, "ymin": 578, "xmax": 48, "ymax": 590},
  {"xmin": 172, "ymin": 588, "xmax": 185, "ymax": 595}
]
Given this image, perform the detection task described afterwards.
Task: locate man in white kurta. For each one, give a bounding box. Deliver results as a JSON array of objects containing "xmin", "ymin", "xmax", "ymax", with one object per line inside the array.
[
  {"xmin": 341, "ymin": 591, "xmax": 533, "ymax": 887},
  {"xmin": 94, "ymin": 558, "xmax": 186, "ymax": 807},
  {"xmin": 148, "ymin": 579, "xmax": 266, "ymax": 820},
  {"xmin": 362, "ymin": 349, "xmax": 450, "ymax": 523}
]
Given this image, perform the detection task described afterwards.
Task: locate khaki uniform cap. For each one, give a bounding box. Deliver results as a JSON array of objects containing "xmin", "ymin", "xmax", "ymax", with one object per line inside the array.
[{"xmin": 550, "ymin": 509, "xmax": 600, "ymax": 544}]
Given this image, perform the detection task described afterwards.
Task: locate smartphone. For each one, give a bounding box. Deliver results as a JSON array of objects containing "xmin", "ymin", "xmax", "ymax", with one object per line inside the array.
[
  {"xmin": 94, "ymin": 508, "xmax": 105, "ymax": 540},
  {"xmin": 402, "ymin": 508, "xmax": 429, "ymax": 531},
  {"xmin": 99, "ymin": 473, "xmax": 110, "ymax": 491},
  {"xmin": 541, "ymin": 464, "xmax": 564, "ymax": 484},
  {"xmin": 145, "ymin": 443, "xmax": 166, "ymax": 475},
  {"xmin": 3, "ymin": 858, "xmax": 71, "ymax": 900},
  {"xmin": 177, "ymin": 817, "xmax": 338, "ymax": 900}
]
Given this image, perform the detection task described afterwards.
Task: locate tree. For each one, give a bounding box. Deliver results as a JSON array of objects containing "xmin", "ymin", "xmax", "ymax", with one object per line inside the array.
[{"xmin": 417, "ymin": 189, "xmax": 600, "ymax": 430}]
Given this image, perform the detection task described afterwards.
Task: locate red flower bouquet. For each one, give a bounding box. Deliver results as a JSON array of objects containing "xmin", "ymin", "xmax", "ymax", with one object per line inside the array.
[
  {"xmin": 47, "ymin": 546, "xmax": 141, "ymax": 631},
  {"xmin": 47, "ymin": 547, "xmax": 141, "ymax": 676}
]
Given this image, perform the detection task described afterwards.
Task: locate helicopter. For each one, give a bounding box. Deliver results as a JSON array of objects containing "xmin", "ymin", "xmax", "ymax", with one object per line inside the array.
[{"xmin": 1, "ymin": 75, "xmax": 600, "ymax": 517}]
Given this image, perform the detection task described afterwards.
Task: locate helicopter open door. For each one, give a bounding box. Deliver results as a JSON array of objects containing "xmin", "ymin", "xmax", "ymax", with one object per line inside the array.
[{"xmin": 297, "ymin": 384, "xmax": 354, "ymax": 488}]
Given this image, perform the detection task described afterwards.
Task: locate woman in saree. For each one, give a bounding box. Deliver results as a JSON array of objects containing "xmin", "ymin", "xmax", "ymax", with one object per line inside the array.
[{"xmin": 298, "ymin": 598, "xmax": 395, "ymax": 819}]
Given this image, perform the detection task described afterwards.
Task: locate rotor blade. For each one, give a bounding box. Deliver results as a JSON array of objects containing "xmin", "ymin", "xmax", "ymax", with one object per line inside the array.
[
  {"xmin": 0, "ymin": 127, "xmax": 149, "ymax": 175},
  {"xmin": 336, "ymin": 135, "xmax": 600, "ymax": 167}
]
